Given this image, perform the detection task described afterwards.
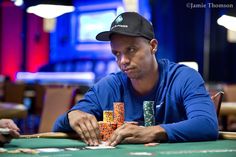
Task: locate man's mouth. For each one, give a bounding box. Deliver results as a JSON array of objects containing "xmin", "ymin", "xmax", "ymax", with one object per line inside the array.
[{"xmin": 123, "ymin": 68, "xmax": 133, "ymax": 73}]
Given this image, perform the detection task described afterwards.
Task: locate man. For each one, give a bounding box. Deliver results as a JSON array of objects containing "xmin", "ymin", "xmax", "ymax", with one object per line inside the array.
[
  {"xmin": 53, "ymin": 12, "xmax": 218, "ymax": 146},
  {"xmin": 0, "ymin": 119, "xmax": 20, "ymax": 145}
]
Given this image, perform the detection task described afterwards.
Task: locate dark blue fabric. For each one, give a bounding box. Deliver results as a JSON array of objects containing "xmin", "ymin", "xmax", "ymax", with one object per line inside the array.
[{"xmin": 53, "ymin": 59, "xmax": 218, "ymax": 142}]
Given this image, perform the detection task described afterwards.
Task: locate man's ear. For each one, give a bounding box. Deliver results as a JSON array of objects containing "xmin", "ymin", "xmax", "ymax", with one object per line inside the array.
[{"xmin": 150, "ymin": 39, "xmax": 158, "ymax": 54}]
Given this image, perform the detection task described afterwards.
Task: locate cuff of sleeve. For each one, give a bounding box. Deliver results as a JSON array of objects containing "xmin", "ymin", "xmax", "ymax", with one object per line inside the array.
[
  {"xmin": 53, "ymin": 112, "xmax": 73, "ymax": 132},
  {"xmin": 160, "ymin": 124, "xmax": 173, "ymax": 142}
]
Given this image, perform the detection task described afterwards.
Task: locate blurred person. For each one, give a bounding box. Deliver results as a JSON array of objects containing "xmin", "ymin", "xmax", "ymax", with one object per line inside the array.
[{"xmin": 0, "ymin": 119, "xmax": 20, "ymax": 145}]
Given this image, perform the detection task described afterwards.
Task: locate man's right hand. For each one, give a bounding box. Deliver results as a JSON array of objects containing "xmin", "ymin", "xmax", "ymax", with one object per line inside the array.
[{"xmin": 68, "ymin": 110, "xmax": 101, "ymax": 146}]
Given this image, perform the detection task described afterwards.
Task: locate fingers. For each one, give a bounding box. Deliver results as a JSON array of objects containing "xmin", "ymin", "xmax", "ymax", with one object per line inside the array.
[
  {"xmin": 0, "ymin": 119, "xmax": 20, "ymax": 131},
  {"xmin": 68, "ymin": 110, "xmax": 100, "ymax": 146},
  {"xmin": 107, "ymin": 124, "xmax": 147, "ymax": 146},
  {"xmin": 0, "ymin": 119, "xmax": 20, "ymax": 144},
  {"xmin": 73, "ymin": 125, "xmax": 88, "ymax": 144},
  {"xmin": 106, "ymin": 124, "xmax": 128, "ymax": 146},
  {"xmin": 0, "ymin": 128, "xmax": 20, "ymax": 144},
  {"xmin": 8, "ymin": 120, "xmax": 20, "ymax": 131},
  {"xmin": 9, "ymin": 130, "xmax": 20, "ymax": 138},
  {"xmin": 86, "ymin": 116, "xmax": 101, "ymax": 145},
  {"xmin": 79, "ymin": 120, "xmax": 97, "ymax": 145},
  {"xmin": 80, "ymin": 120, "xmax": 100, "ymax": 146},
  {"xmin": 108, "ymin": 132, "xmax": 123, "ymax": 146}
]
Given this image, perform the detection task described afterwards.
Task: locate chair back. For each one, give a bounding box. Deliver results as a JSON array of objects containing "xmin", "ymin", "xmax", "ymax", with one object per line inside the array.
[
  {"xmin": 223, "ymin": 84, "xmax": 236, "ymax": 102},
  {"xmin": 4, "ymin": 82, "xmax": 25, "ymax": 104},
  {"xmin": 38, "ymin": 86, "xmax": 75, "ymax": 133},
  {"xmin": 0, "ymin": 82, "xmax": 27, "ymax": 119},
  {"xmin": 33, "ymin": 84, "xmax": 45, "ymax": 115},
  {"xmin": 211, "ymin": 91, "xmax": 224, "ymax": 117}
]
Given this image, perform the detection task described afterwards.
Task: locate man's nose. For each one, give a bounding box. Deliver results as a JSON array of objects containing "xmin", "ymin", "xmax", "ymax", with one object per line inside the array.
[{"xmin": 120, "ymin": 54, "xmax": 130, "ymax": 65}]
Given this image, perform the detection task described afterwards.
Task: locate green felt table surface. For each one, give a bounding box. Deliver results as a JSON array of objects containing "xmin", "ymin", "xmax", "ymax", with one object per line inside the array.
[{"xmin": 1, "ymin": 138, "xmax": 236, "ymax": 157}]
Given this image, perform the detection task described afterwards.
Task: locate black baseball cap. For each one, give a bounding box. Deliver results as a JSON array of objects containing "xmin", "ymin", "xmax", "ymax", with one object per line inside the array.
[{"xmin": 96, "ymin": 12, "xmax": 155, "ymax": 41}]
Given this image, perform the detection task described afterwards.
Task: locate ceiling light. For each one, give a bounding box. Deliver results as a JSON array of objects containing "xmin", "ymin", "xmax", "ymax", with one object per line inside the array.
[
  {"xmin": 11, "ymin": 0, "xmax": 23, "ymax": 6},
  {"xmin": 27, "ymin": 4, "xmax": 75, "ymax": 19},
  {"xmin": 217, "ymin": 15, "xmax": 236, "ymax": 32}
]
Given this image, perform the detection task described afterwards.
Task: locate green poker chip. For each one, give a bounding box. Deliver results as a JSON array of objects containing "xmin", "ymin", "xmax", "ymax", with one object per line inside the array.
[{"xmin": 143, "ymin": 101, "xmax": 155, "ymax": 126}]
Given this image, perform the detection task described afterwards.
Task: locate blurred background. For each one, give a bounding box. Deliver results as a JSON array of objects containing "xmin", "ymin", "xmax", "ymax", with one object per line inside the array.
[{"xmin": 0, "ymin": 0, "xmax": 236, "ymax": 134}]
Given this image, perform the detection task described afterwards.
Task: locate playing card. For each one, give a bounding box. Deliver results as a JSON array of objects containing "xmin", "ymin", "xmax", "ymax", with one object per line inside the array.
[{"xmin": 86, "ymin": 142, "xmax": 115, "ymax": 149}]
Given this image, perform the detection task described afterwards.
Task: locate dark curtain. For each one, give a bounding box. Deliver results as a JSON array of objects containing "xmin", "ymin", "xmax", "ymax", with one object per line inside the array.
[
  {"xmin": 150, "ymin": 0, "xmax": 236, "ymax": 83},
  {"xmin": 209, "ymin": 0, "xmax": 236, "ymax": 83}
]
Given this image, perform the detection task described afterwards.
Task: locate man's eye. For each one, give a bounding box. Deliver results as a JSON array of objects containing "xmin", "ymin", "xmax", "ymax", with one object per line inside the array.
[
  {"xmin": 128, "ymin": 48, "xmax": 135, "ymax": 53},
  {"xmin": 116, "ymin": 52, "xmax": 120, "ymax": 57},
  {"xmin": 112, "ymin": 51, "xmax": 119, "ymax": 56}
]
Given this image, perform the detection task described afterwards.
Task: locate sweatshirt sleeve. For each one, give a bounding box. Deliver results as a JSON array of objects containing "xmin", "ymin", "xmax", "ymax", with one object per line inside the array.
[
  {"xmin": 53, "ymin": 74, "xmax": 122, "ymax": 132},
  {"xmin": 53, "ymin": 112, "xmax": 73, "ymax": 132},
  {"xmin": 160, "ymin": 68, "xmax": 219, "ymax": 142}
]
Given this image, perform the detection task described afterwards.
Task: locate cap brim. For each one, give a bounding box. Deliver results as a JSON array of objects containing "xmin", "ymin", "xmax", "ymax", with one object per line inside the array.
[
  {"xmin": 96, "ymin": 31, "xmax": 112, "ymax": 41},
  {"xmin": 96, "ymin": 30, "xmax": 151, "ymax": 41}
]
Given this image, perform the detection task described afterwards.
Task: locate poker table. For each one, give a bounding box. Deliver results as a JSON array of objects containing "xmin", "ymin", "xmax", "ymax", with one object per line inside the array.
[{"xmin": 1, "ymin": 138, "xmax": 236, "ymax": 157}]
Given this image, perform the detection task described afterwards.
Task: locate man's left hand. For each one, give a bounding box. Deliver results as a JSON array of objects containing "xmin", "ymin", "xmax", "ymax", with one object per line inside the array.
[{"xmin": 106, "ymin": 124, "xmax": 166, "ymax": 146}]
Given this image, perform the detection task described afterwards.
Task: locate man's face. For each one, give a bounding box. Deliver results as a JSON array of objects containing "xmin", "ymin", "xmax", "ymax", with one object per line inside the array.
[{"xmin": 110, "ymin": 34, "xmax": 155, "ymax": 80}]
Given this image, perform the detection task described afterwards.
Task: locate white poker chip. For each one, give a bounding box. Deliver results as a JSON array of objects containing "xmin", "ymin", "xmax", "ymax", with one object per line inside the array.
[{"xmin": 0, "ymin": 128, "xmax": 10, "ymax": 135}]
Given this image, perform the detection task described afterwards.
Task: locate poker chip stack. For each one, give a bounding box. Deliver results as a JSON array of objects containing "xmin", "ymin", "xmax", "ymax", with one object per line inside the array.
[
  {"xmin": 98, "ymin": 121, "xmax": 117, "ymax": 141},
  {"xmin": 113, "ymin": 102, "xmax": 125, "ymax": 127},
  {"xmin": 98, "ymin": 102, "xmax": 125, "ymax": 141},
  {"xmin": 143, "ymin": 101, "xmax": 155, "ymax": 127},
  {"xmin": 103, "ymin": 110, "xmax": 114, "ymax": 122},
  {"xmin": 99, "ymin": 110, "xmax": 116, "ymax": 141}
]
